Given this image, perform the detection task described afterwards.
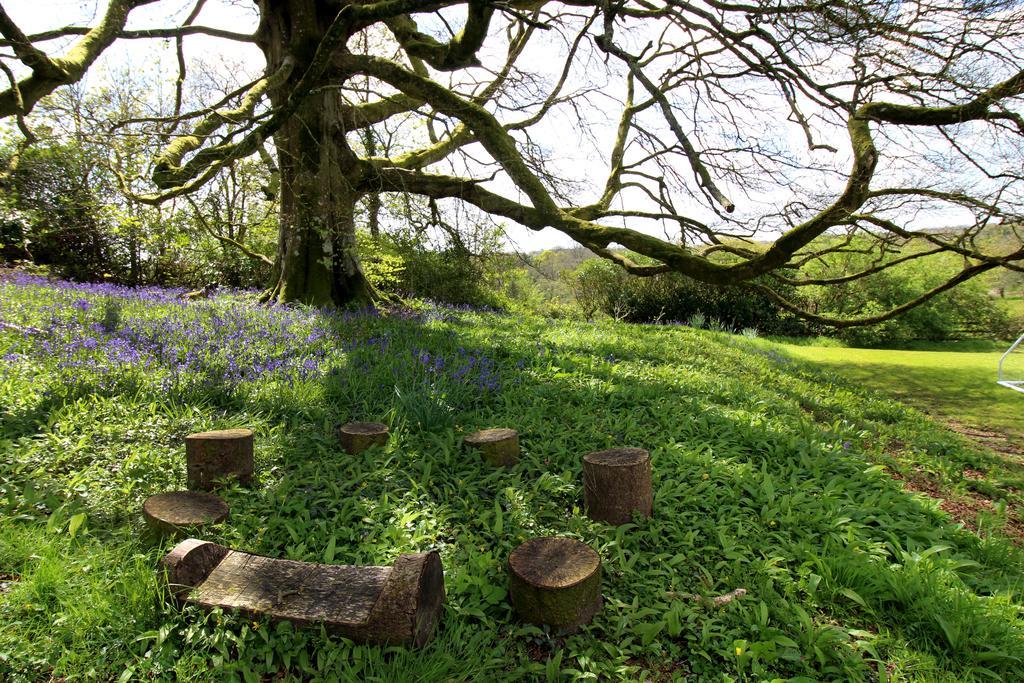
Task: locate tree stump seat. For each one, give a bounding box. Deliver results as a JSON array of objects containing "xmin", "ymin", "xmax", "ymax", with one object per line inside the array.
[
  {"xmin": 338, "ymin": 421, "xmax": 390, "ymax": 455},
  {"xmin": 464, "ymin": 428, "xmax": 520, "ymax": 466},
  {"xmin": 143, "ymin": 491, "xmax": 229, "ymax": 537},
  {"xmin": 160, "ymin": 539, "xmax": 445, "ymax": 647},
  {"xmin": 185, "ymin": 428, "xmax": 254, "ymax": 490},
  {"xmin": 583, "ymin": 447, "xmax": 653, "ymax": 525},
  {"xmin": 508, "ymin": 536, "xmax": 602, "ymax": 633}
]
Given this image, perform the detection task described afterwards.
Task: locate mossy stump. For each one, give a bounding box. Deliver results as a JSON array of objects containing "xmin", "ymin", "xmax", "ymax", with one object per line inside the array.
[
  {"xmin": 161, "ymin": 538, "xmax": 445, "ymax": 647},
  {"xmin": 338, "ymin": 421, "xmax": 390, "ymax": 455},
  {"xmin": 508, "ymin": 536, "xmax": 602, "ymax": 633},
  {"xmin": 583, "ymin": 447, "xmax": 653, "ymax": 525},
  {"xmin": 464, "ymin": 428, "xmax": 519, "ymax": 466},
  {"xmin": 185, "ymin": 428, "xmax": 254, "ymax": 491},
  {"xmin": 143, "ymin": 491, "xmax": 229, "ymax": 538}
]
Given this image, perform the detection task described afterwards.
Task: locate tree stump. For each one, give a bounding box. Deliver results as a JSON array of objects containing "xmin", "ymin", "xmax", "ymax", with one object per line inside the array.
[
  {"xmin": 508, "ymin": 536, "xmax": 602, "ymax": 633},
  {"xmin": 185, "ymin": 428, "xmax": 254, "ymax": 490},
  {"xmin": 160, "ymin": 539, "xmax": 445, "ymax": 647},
  {"xmin": 583, "ymin": 447, "xmax": 653, "ymax": 525},
  {"xmin": 143, "ymin": 491, "xmax": 229, "ymax": 537},
  {"xmin": 338, "ymin": 421, "xmax": 390, "ymax": 455},
  {"xmin": 463, "ymin": 428, "xmax": 519, "ymax": 466}
]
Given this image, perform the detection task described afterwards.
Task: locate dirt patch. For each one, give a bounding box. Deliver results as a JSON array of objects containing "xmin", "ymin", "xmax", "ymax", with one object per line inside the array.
[
  {"xmin": 891, "ymin": 470, "xmax": 1024, "ymax": 540},
  {"xmin": 946, "ymin": 420, "xmax": 1024, "ymax": 460},
  {"xmin": 625, "ymin": 658, "xmax": 689, "ymax": 681}
]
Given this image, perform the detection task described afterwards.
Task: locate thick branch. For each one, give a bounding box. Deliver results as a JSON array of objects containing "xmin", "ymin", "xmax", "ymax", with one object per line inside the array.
[
  {"xmin": 384, "ymin": 1, "xmax": 494, "ymax": 71},
  {"xmin": 153, "ymin": 58, "xmax": 295, "ymax": 188},
  {"xmin": 860, "ymin": 71, "xmax": 1024, "ymax": 127},
  {"xmin": 0, "ymin": 7, "xmax": 64, "ymax": 78},
  {"xmin": 0, "ymin": 0, "xmax": 157, "ymax": 118}
]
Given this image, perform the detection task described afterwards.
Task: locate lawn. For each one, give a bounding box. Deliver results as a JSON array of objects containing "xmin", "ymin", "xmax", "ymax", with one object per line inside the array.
[
  {"xmin": 781, "ymin": 344, "xmax": 1022, "ymax": 440},
  {"xmin": 3, "ymin": 275, "xmax": 1024, "ymax": 682},
  {"xmin": 996, "ymin": 297, "xmax": 1024, "ymax": 321}
]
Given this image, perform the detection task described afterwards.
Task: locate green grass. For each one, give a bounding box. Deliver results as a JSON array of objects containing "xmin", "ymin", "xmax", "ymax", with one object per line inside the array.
[
  {"xmin": 996, "ymin": 297, "xmax": 1024, "ymax": 320},
  {"xmin": 4, "ymin": 280, "xmax": 1024, "ymax": 681},
  {"xmin": 780, "ymin": 344, "xmax": 1022, "ymax": 439}
]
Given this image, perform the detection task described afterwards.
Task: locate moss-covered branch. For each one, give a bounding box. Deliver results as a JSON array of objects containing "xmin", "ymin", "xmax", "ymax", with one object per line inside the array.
[
  {"xmin": 0, "ymin": 0, "xmax": 156, "ymax": 118},
  {"xmin": 0, "ymin": 7, "xmax": 65, "ymax": 79},
  {"xmin": 141, "ymin": 1, "xmax": 357, "ymax": 201},
  {"xmin": 152, "ymin": 58, "xmax": 295, "ymax": 188},
  {"xmin": 385, "ymin": 1, "xmax": 494, "ymax": 71},
  {"xmin": 860, "ymin": 71, "xmax": 1024, "ymax": 127},
  {"xmin": 341, "ymin": 94, "xmax": 423, "ymax": 130}
]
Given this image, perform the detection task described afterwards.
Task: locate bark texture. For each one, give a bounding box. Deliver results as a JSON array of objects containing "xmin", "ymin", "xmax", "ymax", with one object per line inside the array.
[
  {"xmin": 185, "ymin": 428, "xmax": 254, "ymax": 490},
  {"xmin": 338, "ymin": 421, "xmax": 390, "ymax": 455},
  {"xmin": 257, "ymin": 0, "xmax": 373, "ymax": 307},
  {"xmin": 508, "ymin": 536, "xmax": 602, "ymax": 633},
  {"xmin": 582, "ymin": 447, "xmax": 653, "ymax": 525},
  {"xmin": 142, "ymin": 491, "xmax": 229, "ymax": 537},
  {"xmin": 160, "ymin": 539, "xmax": 445, "ymax": 647},
  {"xmin": 463, "ymin": 428, "xmax": 520, "ymax": 466}
]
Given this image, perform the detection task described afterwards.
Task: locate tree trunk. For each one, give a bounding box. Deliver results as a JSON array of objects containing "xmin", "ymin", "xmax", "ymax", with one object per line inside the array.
[{"xmin": 258, "ymin": 0, "xmax": 374, "ymax": 307}]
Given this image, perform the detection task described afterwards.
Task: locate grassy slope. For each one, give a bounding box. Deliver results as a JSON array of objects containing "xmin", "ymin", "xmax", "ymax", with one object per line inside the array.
[
  {"xmin": 997, "ymin": 297, "xmax": 1024, "ymax": 320},
  {"xmin": 2, "ymin": 280, "xmax": 1024, "ymax": 682},
  {"xmin": 781, "ymin": 345, "xmax": 1021, "ymax": 439}
]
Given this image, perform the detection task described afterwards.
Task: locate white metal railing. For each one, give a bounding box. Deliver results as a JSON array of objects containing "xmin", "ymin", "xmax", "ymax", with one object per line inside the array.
[{"xmin": 998, "ymin": 331, "xmax": 1024, "ymax": 394}]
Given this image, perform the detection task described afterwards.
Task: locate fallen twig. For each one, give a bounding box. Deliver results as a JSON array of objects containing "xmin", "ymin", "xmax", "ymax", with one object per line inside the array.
[
  {"xmin": 667, "ymin": 588, "xmax": 747, "ymax": 607},
  {"xmin": 1, "ymin": 321, "xmax": 44, "ymax": 335}
]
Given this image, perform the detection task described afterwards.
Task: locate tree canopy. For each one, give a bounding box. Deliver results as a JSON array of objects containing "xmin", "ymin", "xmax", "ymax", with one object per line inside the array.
[{"xmin": 1, "ymin": 0, "xmax": 1022, "ymax": 323}]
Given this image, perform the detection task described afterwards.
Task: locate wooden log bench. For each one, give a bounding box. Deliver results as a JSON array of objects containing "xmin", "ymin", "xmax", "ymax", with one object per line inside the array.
[{"xmin": 160, "ymin": 539, "xmax": 445, "ymax": 647}]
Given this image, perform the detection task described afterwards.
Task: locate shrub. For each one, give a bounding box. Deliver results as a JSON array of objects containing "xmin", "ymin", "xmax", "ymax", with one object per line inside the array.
[
  {"xmin": 565, "ymin": 260, "xmax": 815, "ymax": 335},
  {"xmin": 358, "ymin": 231, "xmax": 503, "ymax": 309},
  {"xmin": 809, "ymin": 264, "xmax": 1013, "ymax": 345}
]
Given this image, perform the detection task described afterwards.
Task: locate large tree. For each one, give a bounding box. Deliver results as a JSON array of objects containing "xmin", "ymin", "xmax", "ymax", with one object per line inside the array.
[{"xmin": 1, "ymin": 0, "xmax": 1022, "ymax": 323}]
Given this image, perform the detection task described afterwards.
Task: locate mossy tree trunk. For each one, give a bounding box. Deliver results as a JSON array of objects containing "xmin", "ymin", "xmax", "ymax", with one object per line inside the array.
[{"xmin": 257, "ymin": 0, "xmax": 374, "ymax": 307}]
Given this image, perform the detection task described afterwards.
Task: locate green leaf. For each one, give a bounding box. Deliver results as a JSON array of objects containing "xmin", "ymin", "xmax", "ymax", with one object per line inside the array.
[
  {"xmin": 919, "ymin": 544, "xmax": 952, "ymax": 559},
  {"xmin": 635, "ymin": 621, "xmax": 665, "ymax": 646},
  {"xmin": 935, "ymin": 614, "xmax": 960, "ymax": 648},
  {"xmin": 323, "ymin": 535, "xmax": 336, "ymax": 564},
  {"xmin": 68, "ymin": 512, "xmax": 87, "ymax": 539},
  {"xmin": 838, "ymin": 587, "xmax": 867, "ymax": 608},
  {"xmin": 773, "ymin": 635, "xmax": 799, "ymax": 648},
  {"xmin": 493, "ymin": 498, "xmax": 503, "ymax": 535}
]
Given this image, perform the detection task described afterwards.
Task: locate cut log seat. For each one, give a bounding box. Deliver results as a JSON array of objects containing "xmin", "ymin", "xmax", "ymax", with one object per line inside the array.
[{"xmin": 160, "ymin": 539, "xmax": 445, "ymax": 647}]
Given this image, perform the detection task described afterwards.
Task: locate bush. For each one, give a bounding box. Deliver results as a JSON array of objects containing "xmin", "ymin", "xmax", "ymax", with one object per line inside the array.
[
  {"xmin": 562, "ymin": 246, "xmax": 1013, "ymax": 343},
  {"xmin": 566, "ymin": 260, "xmax": 815, "ymax": 335},
  {"xmin": 809, "ymin": 263, "xmax": 1013, "ymax": 345},
  {"xmin": 359, "ymin": 231, "xmax": 504, "ymax": 309},
  {"xmin": 2, "ymin": 143, "xmax": 117, "ymax": 281}
]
